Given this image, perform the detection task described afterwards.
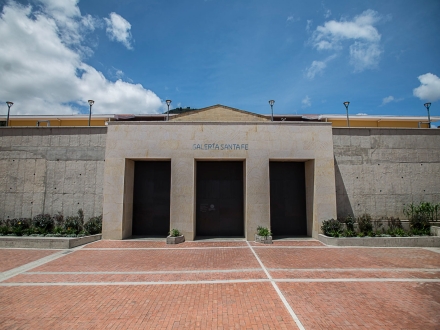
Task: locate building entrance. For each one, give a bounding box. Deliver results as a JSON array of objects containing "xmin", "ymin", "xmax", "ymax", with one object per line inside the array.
[
  {"xmin": 196, "ymin": 161, "xmax": 244, "ymax": 237},
  {"xmin": 270, "ymin": 162, "xmax": 307, "ymax": 236},
  {"xmin": 132, "ymin": 161, "xmax": 171, "ymax": 236}
]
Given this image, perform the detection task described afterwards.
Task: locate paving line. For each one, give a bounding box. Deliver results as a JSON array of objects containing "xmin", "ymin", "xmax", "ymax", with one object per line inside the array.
[
  {"xmin": 2, "ymin": 278, "xmax": 440, "ymax": 287},
  {"xmin": 275, "ymin": 278, "xmax": 440, "ymax": 283},
  {"xmin": 246, "ymin": 241, "xmax": 306, "ymax": 330},
  {"xmin": 24, "ymin": 268, "xmax": 264, "ymax": 275},
  {"xmin": 268, "ymin": 267, "xmax": 440, "ymax": 272},
  {"xmin": 0, "ymin": 246, "xmax": 82, "ymax": 282},
  {"xmin": 0, "ymin": 279, "xmax": 271, "ymax": 286},
  {"xmin": 82, "ymin": 246, "xmax": 250, "ymax": 250}
]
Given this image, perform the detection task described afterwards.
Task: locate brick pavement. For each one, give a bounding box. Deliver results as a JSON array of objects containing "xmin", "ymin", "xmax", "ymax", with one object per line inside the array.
[
  {"xmin": 1, "ymin": 239, "xmax": 440, "ymax": 329},
  {"xmin": 0, "ymin": 249, "xmax": 59, "ymax": 272}
]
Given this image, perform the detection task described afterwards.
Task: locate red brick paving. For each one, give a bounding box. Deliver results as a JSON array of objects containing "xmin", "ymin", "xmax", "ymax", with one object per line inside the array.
[
  {"xmin": 5, "ymin": 271, "xmax": 267, "ymax": 283},
  {"xmin": 270, "ymin": 269, "xmax": 440, "ymax": 279},
  {"xmin": 85, "ymin": 240, "xmax": 248, "ymax": 249},
  {"xmin": 0, "ymin": 283, "xmax": 298, "ymax": 329},
  {"xmin": 249, "ymin": 240, "xmax": 324, "ymax": 247},
  {"xmin": 279, "ymin": 282, "xmax": 440, "ymax": 329},
  {"xmin": 1, "ymin": 242, "xmax": 440, "ymax": 329},
  {"xmin": 256, "ymin": 247, "xmax": 440, "ymax": 269},
  {"xmin": 31, "ymin": 248, "xmax": 260, "ymax": 272},
  {"xmin": 0, "ymin": 249, "xmax": 58, "ymax": 272}
]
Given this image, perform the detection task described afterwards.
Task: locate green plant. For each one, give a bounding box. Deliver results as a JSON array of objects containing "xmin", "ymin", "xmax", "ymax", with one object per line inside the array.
[
  {"xmin": 357, "ymin": 213, "xmax": 373, "ymax": 235},
  {"xmin": 32, "ymin": 213, "xmax": 54, "ymax": 232},
  {"xmin": 344, "ymin": 215, "xmax": 355, "ymax": 231},
  {"xmin": 169, "ymin": 228, "xmax": 181, "ymax": 237},
  {"xmin": 321, "ymin": 219, "xmax": 342, "ymax": 237},
  {"xmin": 64, "ymin": 209, "xmax": 85, "ymax": 235},
  {"xmin": 257, "ymin": 226, "xmax": 272, "ymax": 237},
  {"xmin": 84, "ymin": 215, "xmax": 102, "ymax": 235},
  {"xmin": 9, "ymin": 218, "xmax": 31, "ymax": 236},
  {"xmin": 341, "ymin": 229, "xmax": 357, "ymax": 237},
  {"xmin": 53, "ymin": 212, "xmax": 64, "ymax": 227},
  {"xmin": 404, "ymin": 201, "xmax": 439, "ymax": 222}
]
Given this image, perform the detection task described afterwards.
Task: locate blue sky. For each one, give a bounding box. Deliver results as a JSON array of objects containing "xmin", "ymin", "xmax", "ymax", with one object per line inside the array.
[{"xmin": 0, "ymin": 0, "xmax": 439, "ymax": 119}]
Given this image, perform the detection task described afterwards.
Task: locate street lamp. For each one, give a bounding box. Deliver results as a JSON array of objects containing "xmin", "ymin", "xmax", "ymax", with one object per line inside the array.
[
  {"xmin": 166, "ymin": 100, "xmax": 172, "ymax": 121},
  {"xmin": 268, "ymin": 100, "xmax": 275, "ymax": 122},
  {"xmin": 88, "ymin": 100, "xmax": 94, "ymax": 126},
  {"xmin": 6, "ymin": 101, "xmax": 13, "ymax": 127},
  {"xmin": 343, "ymin": 101, "xmax": 350, "ymax": 127},
  {"xmin": 424, "ymin": 102, "xmax": 432, "ymax": 128}
]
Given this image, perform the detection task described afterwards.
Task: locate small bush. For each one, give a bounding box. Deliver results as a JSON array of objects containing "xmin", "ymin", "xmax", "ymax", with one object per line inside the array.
[
  {"xmin": 257, "ymin": 226, "xmax": 272, "ymax": 237},
  {"xmin": 64, "ymin": 209, "xmax": 85, "ymax": 235},
  {"xmin": 9, "ymin": 218, "xmax": 32, "ymax": 236},
  {"xmin": 341, "ymin": 229, "xmax": 357, "ymax": 237},
  {"xmin": 84, "ymin": 215, "xmax": 102, "ymax": 235},
  {"xmin": 169, "ymin": 228, "xmax": 181, "ymax": 237},
  {"xmin": 53, "ymin": 212, "xmax": 64, "ymax": 227},
  {"xmin": 386, "ymin": 217, "xmax": 402, "ymax": 230},
  {"xmin": 357, "ymin": 213, "xmax": 373, "ymax": 235},
  {"xmin": 409, "ymin": 213, "xmax": 430, "ymax": 232},
  {"xmin": 32, "ymin": 214, "xmax": 54, "ymax": 232},
  {"xmin": 321, "ymin": 219, "xmax": 342, "ymax": 237}
]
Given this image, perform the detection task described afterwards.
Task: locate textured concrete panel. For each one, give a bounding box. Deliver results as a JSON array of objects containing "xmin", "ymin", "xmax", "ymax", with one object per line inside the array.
[
  {"xmin": 333, "ymin": 128, "xmax": 440, "ymax": 220},
  {"xmin": 0, "ymin": 127, "xmax": 106, "ymax": 220}
]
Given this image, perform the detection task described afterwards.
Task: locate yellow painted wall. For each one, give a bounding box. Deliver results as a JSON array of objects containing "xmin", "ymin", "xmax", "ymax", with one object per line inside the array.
[
  {"xmin": 329, "ymin": 119, "xmax": 429, "ymax": 128},
  {"xmin": 7, "ymin": 119, "xmax": 107, "ymax": 127}
]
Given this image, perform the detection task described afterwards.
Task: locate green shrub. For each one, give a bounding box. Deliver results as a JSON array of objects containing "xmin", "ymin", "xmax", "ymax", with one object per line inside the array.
[
  {"xmin": 409, "ymin": 213, "xmax": 430, "ymax": 232},
  {"xmin": 341, "ymin": 229, "xmax": 357, "ymax": 237},
  {"xmin": 257, "ymin": 226, "xmax": 272, "ymax": 237},
  {"xmin": 9, "ymin": 218, "xmax": 32, "ymax": 236},
  {"xmin": 84, "ymin": 215, "xmax": 102, "ymax": 235},
  {"xmin": 321, "ymin": 219, "xmax": 342, "ymax": 237},
  {"xmin": 404, "ymin": 201, "xmax": 439, "ymax": 222},
  {"xmin": 357, "ymin": 213, "xmax": 373, "ymax": 235},
  {"xmin": 64, "ymin": 209, "xmax": 84, "ymax": 235},
  {"xmin": 53, "ymin": 212, "xmax": 64, "ymax": 227},
  {"xmin": 169, "ymin": 228, "xmax": 181, "ymax": 237},
  {"xmin": 32, "ymin": 214, "xmax": 54, "ymax": 232}
]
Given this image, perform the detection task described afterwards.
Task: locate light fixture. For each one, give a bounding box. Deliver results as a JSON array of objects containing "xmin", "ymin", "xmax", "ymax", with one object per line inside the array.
[
  {"xmin": 268, "ymin": 100, "xmax": 275, "ymax": 122},
  {"xmin": 88, "ymin": 100, "xmax": 94, "ymax": 126},
  {"xmin": 424, "ymin": 102, "xmax": 432, "ymax": 128},
  {"xmin": 6, "ymin": 101, "xmax": 13, "ymax": 127},
  {"xmin": 166, "ymin": 100, "xmax": 172, "ymax": 121},
  {"xmin": 343, "ymin": 101, "xmax": 350, "ymax": 127}
]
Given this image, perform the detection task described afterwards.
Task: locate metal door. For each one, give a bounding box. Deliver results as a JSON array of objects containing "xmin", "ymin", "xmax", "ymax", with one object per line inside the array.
[
  {"xmin": 270, "ymin": 162, "xmax": 307, "ymax": 236},
  {"xmin": 132, "ymin": 161, "xmax": 171, "ymax": 236},
  {"xmin": 196, "ymin": 161, "xmax": 244, "ymax": 237}
]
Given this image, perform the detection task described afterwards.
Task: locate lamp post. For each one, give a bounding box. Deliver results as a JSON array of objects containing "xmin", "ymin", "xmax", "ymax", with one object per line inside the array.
[
  {"xmin": 166, "ymin": 100, "xmax": 172, "ymax": 121},
  {"xmin": 343, "ymin": 101, "xmax": 350, "ymax": 127},
  {"xmin": 424, "ymin": 102, "xmax": 432, "ymax": 128},
  {"xmin": 268, "ymin": 100, "xmax": 275, "ymax": 122},
  {"xmin": 88, "ymin": 100, "xmax": 94, "ymax": 126},
  {"xmin": 6, "ymin": 101, "xmax": 13, "ymax": 127}
]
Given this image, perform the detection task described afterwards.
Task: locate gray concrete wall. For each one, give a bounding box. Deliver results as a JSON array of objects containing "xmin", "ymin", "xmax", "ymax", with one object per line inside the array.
[
  {"xmin": 333, "ymin": 128, "xmax": 440, "ymax": 219},
  {"xmin": 0, "ymin": 127, "xmax": 106, "ymax": 221}
]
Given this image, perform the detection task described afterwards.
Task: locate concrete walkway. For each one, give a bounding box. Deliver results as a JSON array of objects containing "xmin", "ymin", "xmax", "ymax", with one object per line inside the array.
[{"xmin": 1, "ymin": 239, "xmax": 439, "ymax": 329}]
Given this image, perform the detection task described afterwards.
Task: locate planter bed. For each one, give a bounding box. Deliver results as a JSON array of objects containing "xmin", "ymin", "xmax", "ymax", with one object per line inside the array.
[
  {"xmin": 0, "ymin": 234, "xmax": 101, "ymax": 249},
  {"xmin": 318, "ymin": 233, "xmax": 440, "ymax": 247}
]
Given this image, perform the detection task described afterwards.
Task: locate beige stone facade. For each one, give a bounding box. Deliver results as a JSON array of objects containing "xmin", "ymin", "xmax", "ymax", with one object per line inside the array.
[{"xmin": 102, "ymin": 107, "xmax": 337, "ymax": 240}]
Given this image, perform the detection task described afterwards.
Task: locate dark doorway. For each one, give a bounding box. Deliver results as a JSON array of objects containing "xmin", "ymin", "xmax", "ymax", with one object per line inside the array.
[
  {"xmin": 196, "ymin": 161, "xmax": 244, "ymax": 237},
  {"xmin": 270, "ymin": 162, "xmax": 307, "ymax": 237},
  {"xmin": 132, "ymin": 161, "xmax": 171, "ymax": 237}
]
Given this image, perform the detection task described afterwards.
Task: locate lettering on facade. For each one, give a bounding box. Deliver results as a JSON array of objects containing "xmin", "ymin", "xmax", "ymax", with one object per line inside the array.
[{"xmin": 192, "ymin": 143, "xmax": 249, "ymax": 150}]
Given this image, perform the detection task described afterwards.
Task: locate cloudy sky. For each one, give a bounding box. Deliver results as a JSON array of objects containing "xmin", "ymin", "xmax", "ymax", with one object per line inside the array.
[{"xmin": 0, "ymin": 0, "xmax": 439, "ymax": 118}]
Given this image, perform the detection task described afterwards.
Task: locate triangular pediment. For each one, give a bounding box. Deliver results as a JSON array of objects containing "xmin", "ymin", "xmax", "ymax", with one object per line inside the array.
[{"xmin": 170, "ymin": 104, "xmax": 269, "ymax": 122}]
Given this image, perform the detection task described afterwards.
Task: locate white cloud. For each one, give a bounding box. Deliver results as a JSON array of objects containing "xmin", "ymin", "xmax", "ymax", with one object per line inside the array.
[
  {"xmin": 104, "ymin": 12, "xmax": 133, "ymax": 50},
  {"xmin": 310, "ymin": 10, "xmax": 383, "ymax": 71},
  {"xmin": 306, "ymin": 20, "xmax": 313, "ymax": 33},
  {"xmin": 413, "ymin": 73, "xmax": 440, "ymax": 102},
  {"xmin": 301, "ymin": 95, "xmax": 311, "ymax": 108},
  {"xmin": 381, "ymin": 96, "xmax": 394, "ymax": 105},
  {"xmin": 380, "ymin": 95, "xmax": 403, "ymax": 106},
  {"xmin": 305, "ymin": 54, "xmax": 336, "ymax": 79},
  {"xmin": 324, "ymin": 9, "xmax": 331, "ymax": 19},
  {"xmin": 0, "ymin": 1, "xmax": 162, "ymax": 115}
]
